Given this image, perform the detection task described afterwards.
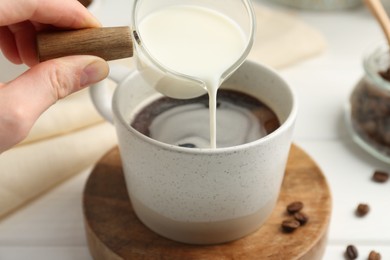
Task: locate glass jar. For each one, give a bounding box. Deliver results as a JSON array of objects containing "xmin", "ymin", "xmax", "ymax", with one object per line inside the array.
[
  {"xmin": 268, "ymin": 0, "xmax": 361, "ymax": 10},
  {"xmin": 346, "ymin": 42, "xmax": 390, "ymax": 163}
]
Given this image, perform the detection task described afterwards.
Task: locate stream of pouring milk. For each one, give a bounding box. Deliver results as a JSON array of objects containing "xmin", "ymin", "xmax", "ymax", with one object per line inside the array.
[{"xmin": 138, "ymin": 5, "xmax": 247, "ymax": 148}]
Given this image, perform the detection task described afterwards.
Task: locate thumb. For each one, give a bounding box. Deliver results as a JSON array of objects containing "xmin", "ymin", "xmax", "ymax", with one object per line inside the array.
[{"xmin": 0, "ymin": 55, "xmax": 108, "ymax": 151}]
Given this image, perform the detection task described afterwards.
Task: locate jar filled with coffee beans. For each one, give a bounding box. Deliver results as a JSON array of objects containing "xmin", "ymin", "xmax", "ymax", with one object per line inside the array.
[{"xmin": 346, "ymin": 42, "xmax": 390, "ymax": 163}]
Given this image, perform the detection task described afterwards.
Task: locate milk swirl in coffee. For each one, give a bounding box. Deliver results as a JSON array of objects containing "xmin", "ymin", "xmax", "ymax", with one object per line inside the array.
[
  {"xmin": 132, "ymin": 90, "xmax": 280, "ymax": 148},
  {"xmin": 138, "ymin": 5, "xmax": 248, "ymax": 148}
]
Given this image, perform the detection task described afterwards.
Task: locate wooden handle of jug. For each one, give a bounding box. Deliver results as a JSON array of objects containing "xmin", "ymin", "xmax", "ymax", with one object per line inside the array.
[
  {"xmin": 78, "ymin": 0, "xmax": 92, "ymax": 7},
  {"xmin": 36, "ymin": 26, "xmax": 134, "ymax": 62}
]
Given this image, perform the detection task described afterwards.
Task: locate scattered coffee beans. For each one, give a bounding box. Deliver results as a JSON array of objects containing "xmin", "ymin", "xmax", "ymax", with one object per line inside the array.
[
  {"xmin": 294, "ymin": 212, "xmax": 309, "ymax": 225},
  {"xmin": 286, "ymin": 201, "xmax": 304, "ymax": 214},
  {"xmin": 368, "ymin": 250, "xmax": 381, "ymax": 260},
  {"xmin": 281, "ymin": 219, "xmax": 300, "ymax": 233},
  {"xmin": 345, "ymin": 245, "xmax": 358, "ymax": 260},
  {"xmin": 372, "ymin": 170, "xmax": 389, "ymax": 183},
  {"xmin": 281, "ymin": 201, "xmax": 309, "ymax": 233},
  {"xmin": 356, "ymin": 203, "xmax": 370, "ymax": 217}
]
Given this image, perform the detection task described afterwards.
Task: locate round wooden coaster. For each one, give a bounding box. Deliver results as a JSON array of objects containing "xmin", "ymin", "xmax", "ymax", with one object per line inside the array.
[{"xmin": 83, "ymin": 144, "xmax": 331, "ymax": 260}]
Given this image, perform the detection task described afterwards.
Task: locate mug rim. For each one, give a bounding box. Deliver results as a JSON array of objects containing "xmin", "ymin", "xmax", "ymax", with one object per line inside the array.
[{"xmin": 113, "ymin": 60, "xmax": 298, "ymax": 154}]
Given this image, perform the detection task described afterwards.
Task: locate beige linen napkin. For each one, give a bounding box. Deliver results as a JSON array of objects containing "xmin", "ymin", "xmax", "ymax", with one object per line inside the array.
[
  {"xmin": 21, "ymin": 88, "xmax": 105, "ymax": 145},
  {"xmin": 0, "ymin": 122, "xmax": 117, "ymax": 217},
  {"xmin": 0, "ymin": 4, "xmax": 325, "ymax": 219}
]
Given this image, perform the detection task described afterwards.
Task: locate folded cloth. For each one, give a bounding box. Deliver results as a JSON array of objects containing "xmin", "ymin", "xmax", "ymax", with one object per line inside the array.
[
  {"xmin": 21, "ymin": 88, "xmax": 105, "ymax": 145},
  {"xmin": 0, "ymin": 122, "xmax": 117, "ymax": 218},
  {"xmin": 0, "ymin": 4, "xmax": 326, "ymax": 219},
  {"xmin": 249, "ymin": 3, "xmax": 326, "ymax": 68}
]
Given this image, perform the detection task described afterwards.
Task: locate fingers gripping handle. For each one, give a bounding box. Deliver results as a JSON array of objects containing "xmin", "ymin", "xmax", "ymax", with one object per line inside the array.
[
  {"xmin": 37, "ymin": 27, "xmax": 134, "ymax": 123},
  {"xmin": 36, "ymin": 27, "xmax": 134, "ymax": 62}
]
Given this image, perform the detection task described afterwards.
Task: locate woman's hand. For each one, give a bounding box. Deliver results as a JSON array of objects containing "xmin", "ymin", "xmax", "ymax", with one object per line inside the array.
[{"xmin": 0, "ymin": 0, "xmax": 109, "ymax": 153}]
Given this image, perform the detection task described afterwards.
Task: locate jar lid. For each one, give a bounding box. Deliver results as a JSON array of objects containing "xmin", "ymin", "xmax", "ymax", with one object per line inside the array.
[{"xmin": 363, "ymin": 41, "xmax": 390, "ymax": 92}]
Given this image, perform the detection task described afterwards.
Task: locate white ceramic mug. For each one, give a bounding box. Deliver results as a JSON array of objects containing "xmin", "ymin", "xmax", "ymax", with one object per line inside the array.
[{"xmin": 90, "ymin": 60, "xmax": 297, "ymax": 244}]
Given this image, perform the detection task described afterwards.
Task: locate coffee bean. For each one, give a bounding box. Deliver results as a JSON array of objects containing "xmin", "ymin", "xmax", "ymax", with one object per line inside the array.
[
  {"xmin": 368, "ymin": 250, "xmax": 381, "ymax": 260},
  {"xmin": 294, "ymin": 212, "xmax": 309, "ymax": 225},
  {"xmin": 178, "ymin": 143, "xmax": 197, "ymax": 148},
  {"xmin": 372, "ymin": 170, "xmax": 389, "ymax": 183},
  {"xmin": 281, "ymin": 219, "xmax": 300, "ymax": 233},
  {"xmin": 345, "ymin": 245, "xmax": 358, "ymax": 259},
  {"xmin": 355, "ymin": 203, "xmax": 370, "ymax": 217},
  {"xmin": 286, "ymin": 201, "xmax": 304, "ymax": 214}
]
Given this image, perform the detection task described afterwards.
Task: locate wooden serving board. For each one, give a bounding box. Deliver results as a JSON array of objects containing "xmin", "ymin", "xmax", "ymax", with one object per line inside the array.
[{"xmin": 83, "ymin": 144, "xmax": 332, "ymax": 260}]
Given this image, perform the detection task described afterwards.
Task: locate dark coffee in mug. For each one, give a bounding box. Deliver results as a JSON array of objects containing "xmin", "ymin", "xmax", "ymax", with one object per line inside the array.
[{"xmin": 131, "ymin": 89, "xmax": 280, "ymax": 148}]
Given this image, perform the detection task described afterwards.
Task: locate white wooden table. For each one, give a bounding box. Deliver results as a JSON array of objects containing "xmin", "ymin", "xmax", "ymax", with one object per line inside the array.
[{"xmin": 1, "ymin": 0, "xmax": 390, "ymax": 259}]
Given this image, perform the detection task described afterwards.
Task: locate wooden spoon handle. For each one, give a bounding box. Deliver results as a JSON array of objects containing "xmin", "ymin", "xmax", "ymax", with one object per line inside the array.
[
  {"xmin": 36, "ymin": 26, "xmax": 133, "ymax": 62},
  {"xmin": 364, "ymin": 0, "xmax": 390, "ymax": 44}
]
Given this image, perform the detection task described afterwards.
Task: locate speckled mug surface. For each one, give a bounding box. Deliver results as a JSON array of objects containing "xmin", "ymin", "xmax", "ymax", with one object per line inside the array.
[{"xmin": 92, "ymin": 60, "xmax": 297, "ymax": 244}]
